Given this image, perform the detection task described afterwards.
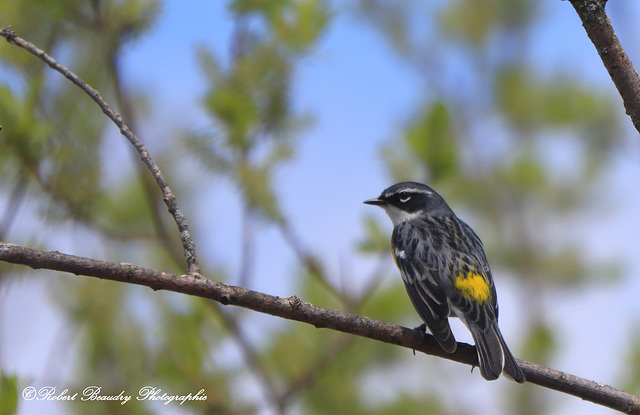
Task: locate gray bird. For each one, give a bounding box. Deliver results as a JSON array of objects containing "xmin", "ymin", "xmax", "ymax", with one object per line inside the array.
[{"xmin": 365, "ymin": 181, "xmax": 525, "ymax": 383}]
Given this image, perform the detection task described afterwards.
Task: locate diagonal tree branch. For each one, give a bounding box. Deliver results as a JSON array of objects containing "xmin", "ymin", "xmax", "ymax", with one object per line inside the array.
[
  {"xmin": 106, "ymin": 43, "xmax": 187, "ymax": 270},
  {"xmin": 0, "ymin": 26, "xmax": 201, "ymax": 276},
  {"xmin": 567, "ymin": 0, "xmax": 640, "ymax": 134},
  {"xmin": 0, "ymin": 241, "xmax": 638, "ymax": 414}
]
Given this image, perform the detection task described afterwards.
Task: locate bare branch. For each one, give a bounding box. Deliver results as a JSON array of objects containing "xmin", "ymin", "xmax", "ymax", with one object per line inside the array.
[
  {"xmin": 568, "ymin": 0, "xmax": 640, "ymax": 134},
  {"xmin": 106, "ymin": 43, "xmax": 187, "ymax": 269},
  {"xmin": 0, "ymin": 27, "xmax": 201, "ymax": 275},
  {"xmin": 1, "ymin": 242, "xmax": 638, "ymax": 414}
]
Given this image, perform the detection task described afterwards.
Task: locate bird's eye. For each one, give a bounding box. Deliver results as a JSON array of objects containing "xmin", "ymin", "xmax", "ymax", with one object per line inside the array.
[{"xmin": 399, "ymin": 192, "xmax": 411, "ymax": 203}]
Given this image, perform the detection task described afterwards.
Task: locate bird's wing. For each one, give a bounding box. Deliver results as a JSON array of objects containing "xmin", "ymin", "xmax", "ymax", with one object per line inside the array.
[
  {"xmin": 446, "ymin": 220, "xmax": 498, "ymax": 331},
  {"xmin": 392, "ymin": 223, "xmax": 457, "ymax": 352}
]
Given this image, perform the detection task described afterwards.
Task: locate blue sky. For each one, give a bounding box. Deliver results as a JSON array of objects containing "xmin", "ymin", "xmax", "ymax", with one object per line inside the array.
[{"xmin": 3, "ymin": 1, "xmax": 640, "ymax": 414}]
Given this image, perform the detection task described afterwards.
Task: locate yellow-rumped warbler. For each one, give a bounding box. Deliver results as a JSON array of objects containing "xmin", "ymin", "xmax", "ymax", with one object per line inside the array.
[{"xmin": 365, "ymin": 182, "xmax": 525, "ymax": 383}]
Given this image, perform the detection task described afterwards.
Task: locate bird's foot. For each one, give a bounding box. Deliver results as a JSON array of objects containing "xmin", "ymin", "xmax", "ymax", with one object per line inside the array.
[
  {"xmin": 413, "ymin": 323, "xmax": 427, "ymax": 333},
  {"xmin": 411, "ymin": 323, "xmax": 428, "ymax": 355}
]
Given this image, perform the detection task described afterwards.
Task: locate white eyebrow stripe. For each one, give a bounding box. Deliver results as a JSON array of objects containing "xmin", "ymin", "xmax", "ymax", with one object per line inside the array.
[
  {"xmin": 385, "ymin": 187, "xmax": 433, "ymax": 197},
  {"xmin": 408, "ymin": 188, "xmax": 432, "ymax": 194}
]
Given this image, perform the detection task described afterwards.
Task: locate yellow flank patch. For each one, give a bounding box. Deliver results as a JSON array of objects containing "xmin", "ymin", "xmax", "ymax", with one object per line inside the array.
[
  {"xmin": 391, "ymin": 248, "xmax": 404, "ymax": 267},
  {"xmin": 454, "ymin": 272, "xmax": 491, "ymax": 304}
]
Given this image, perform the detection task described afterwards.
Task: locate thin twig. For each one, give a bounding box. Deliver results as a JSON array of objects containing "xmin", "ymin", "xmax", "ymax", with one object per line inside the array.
[
  {"xmin": 567, "ymin": 0, "xmax": 640, "ymax": 134},
  {"xmin": 106, "ymin": 46, "xmax": 186, "ymax": 269},
  {"xmin": 0, "ymin": 27, "xmax": 201, "ymax": 275},
  {"xmin": 1, "ymin": 242, "xmax": 638, "ymax": 414}
]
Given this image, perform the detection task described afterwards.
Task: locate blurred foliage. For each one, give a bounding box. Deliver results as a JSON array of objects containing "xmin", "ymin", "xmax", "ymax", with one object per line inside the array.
[
  {"xmin": 623, "ymin": 327, "xmax": 640, "ymax": 396},
  {"xmin": 0, "ymin": 373, "xmax": 18, "ymax": 415},
  {"xmin": 383, "ymin": 100, "xmax": 460, "ymax": 183},
  {"xmin": 187, "ymin": 0, "xmax": 329, "ymax": 223},
  {"xmin": 357, "ymin": 216, "xmax": 390, "ymax": 254},
  {"xmin": 0, "ymin": 0, "xmax": 632, "ymax": 415}
]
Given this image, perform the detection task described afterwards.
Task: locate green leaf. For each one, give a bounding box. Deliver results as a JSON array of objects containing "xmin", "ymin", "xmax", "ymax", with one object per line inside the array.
[
  {"xmin": 205, "ymin": 80, "xmax": 258, "ymax": 151},
  {"xmin": 272, "ymin": 0, "xmax": 331, "ymax": 53}
]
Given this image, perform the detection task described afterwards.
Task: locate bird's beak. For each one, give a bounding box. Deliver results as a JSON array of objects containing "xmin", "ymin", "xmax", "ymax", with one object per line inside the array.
[{"xmin": 363, "ymin": 198, "xmax": 386, "ymax": 206}]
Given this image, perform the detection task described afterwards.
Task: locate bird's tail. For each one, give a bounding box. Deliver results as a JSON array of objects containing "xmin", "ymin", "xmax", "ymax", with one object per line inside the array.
[
  {"xmin": 472, "ymin": 324, "xmax": 525, "ymax": 383},
  {"xmin": 472, "ymin": 325, "xmax": 502, "ymax": 381},
  {"xmin": 495, "ymin": 325, "xmax": 525, "ymax": 383}
]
